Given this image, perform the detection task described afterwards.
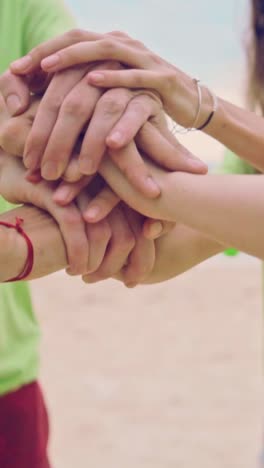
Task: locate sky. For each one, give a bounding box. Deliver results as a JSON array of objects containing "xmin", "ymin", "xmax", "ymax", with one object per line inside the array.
[
  {"xmin": 65, "ymin": 0, "xmax": 248, "ymax": 88},
  {"xmin": 64, "ymin": 0, "xmax": 249, "ymax": 161}
]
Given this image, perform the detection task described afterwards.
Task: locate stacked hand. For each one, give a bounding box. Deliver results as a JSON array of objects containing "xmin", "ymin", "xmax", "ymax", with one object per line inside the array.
[{"xmin": 0, "ymin": 29, "xmax": 207, "ymax": 286}]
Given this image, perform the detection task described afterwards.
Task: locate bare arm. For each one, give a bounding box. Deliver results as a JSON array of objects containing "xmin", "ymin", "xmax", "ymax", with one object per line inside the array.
[
  {"xmin": 100, "ymin": 153, "xmax": 264, "ymax": 260},
  {"xmin": 0, "ymin": 204, "xmax": 67, "ymax": 282},
  {"xmin": 142, "ymin": 224, "xmax": 223, "ymax": 284}
]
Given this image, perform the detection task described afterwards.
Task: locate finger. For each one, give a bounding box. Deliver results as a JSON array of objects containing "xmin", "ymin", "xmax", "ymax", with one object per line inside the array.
[
  {"xmin": 53, "ymin": 175, "xmax": 92, "ymax": 206},
  {"xmin": 10, "ymin": 30, "xmax": 103, "ymax": 74},
  {"xmin": 142, "ymin": 218, "xmax": 176, "ymax": 240},
  {"xmin": 25, "ymin": 169, "xmax": 42, "ymax": 184},
  {"xmin": 0, "ymin": 71, "xmax": 31, "ymax": 116},
  {"xmin": 106, "ymin": 92, "xmax": 162, "ymax": 149},
  {"xmin": 137, "ymin": 122, "xmax": 208, "ymax": 174},
  {"xmin": 0, "ymin": 116, "xmax": 32, "ymax": 156},
  {"xmin": 23, "ymin": 65, "xmax": 88, "ymax": 171},
  {"xmin": 39, "ymin": 61, "xmax": 119, "ymax": 180},
  {"xmin": 47, "ymin": 198, "xmax": 89, "ymax": 275},
  {"xmin": 77, "ymin": 190, "xmax": 111, "ymax": 273},
  {"xmin": 62, "ymin": 154, "xmax": 83, "ymax": 183},
  {"xmin": 122, "ymin": 208, "xmax": 155, "ymax": 287},
  {"xmin": 83, "ymin": 205, "xmax": 135, "ymax": 282},
  {"xmin": 0, "ymin": 97, "xmax": 40, "ymax": 157},
  {"xmin": 88, "ymin": 69, "xmax": 165, "ymax": 94},
  {"xmin": 109, "ymin": 141, "xmax": 161, "ymax": 198},
  {"xmin": 40, "ymin": 39, "xmax": 150, "ymax": 73},
  {"xmin": 78, "ymin": 87, "xmax": 132, "ymax": 175},
  {"xmin": 83, "ymin": 185, "xmax": 120, "ymax": 222},
  {"xmin": 40, "ymin": 70, "xmax": 101, "ymax": 180}
]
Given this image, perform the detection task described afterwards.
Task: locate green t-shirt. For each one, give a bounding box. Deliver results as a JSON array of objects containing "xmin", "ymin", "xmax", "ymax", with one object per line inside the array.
[{"xmin": 0, "ymin": 0, "xmax": 74, "ymax": 395}]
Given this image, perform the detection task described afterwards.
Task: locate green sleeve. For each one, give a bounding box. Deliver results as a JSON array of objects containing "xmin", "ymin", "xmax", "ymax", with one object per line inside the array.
[
  {"xmin": 217, "ymin": 149, "xmax": 258, "ymax": 175},
  {"xmin": 21, "ymin": 0, "xmax": 76, "ymax": 54}
]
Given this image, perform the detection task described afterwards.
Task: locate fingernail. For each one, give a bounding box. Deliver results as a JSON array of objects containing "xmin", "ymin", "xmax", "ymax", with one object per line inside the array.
[
  {"xmin": 25, "ymin": 169, "xmax": 42, "ymax": 184},
  {"xmin": 107, "ymin": 131, "xmax": 123, "ymax": 147},
  {"xmin": 88, "ymin": 72, "xmax": 105, "ymax": 84},
  {"xmin": 125, "ymin": 282, "xmax": 138, "ymax": 288},
  {"xmin": 148, "ymin": 221, "xmax": 163, "ymax": 239},
  {"xmin": 41, "ymin": 161, "xmax": 61, "ymax": 180},
  {"xmin": 53, "ymin": 186, "xmax": 72, "ymax": 204},
  {"xmin": 84, "ymin": 205, "xmax": 101, "ymax": 221},
  {"xmin": 41, "ymin": 54, "xmax": 60, "ymax": 70},
  {"xmin": 66, "ymin": 267, "xmax": 75, "ymax": 276},
  {"xmin": 11, "ymin": 55, "xmax": 32, "ymax": 71},
  {"xmin": 6, "ymin": 94, "xmax": 21, "ymax": 115},
  {"xmin": 146, "ymin": 176, "xmax": 161, "ymax": 197}
]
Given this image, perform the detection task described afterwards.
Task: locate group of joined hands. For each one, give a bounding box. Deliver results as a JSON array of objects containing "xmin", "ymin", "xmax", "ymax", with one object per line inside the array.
[{"xmin": 0, "ymin": 29, "xmax": 208, "ymax": 287}]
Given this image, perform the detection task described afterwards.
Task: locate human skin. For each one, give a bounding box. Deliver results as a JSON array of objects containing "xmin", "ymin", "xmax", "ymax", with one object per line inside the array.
[
  {"xmin": 11, "ymin": 28, "xmax": 264, "ymax": 174},
  {"xmin": 0, "ymin": 152, "xmax": 157, "ymax": 286}
]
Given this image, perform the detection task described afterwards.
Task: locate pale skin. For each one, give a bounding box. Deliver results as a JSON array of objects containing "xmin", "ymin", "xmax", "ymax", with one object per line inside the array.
[
  {"xmin": 3, "ymin": 121, "xmax": 264, "ymax": 286},
  {"xmin": 9, "ymin": 29, "xmax": 264, "ymax": 173},
  {"xmin": 2, "ymin": 29, "xmax": 264, "ymax": 285}
]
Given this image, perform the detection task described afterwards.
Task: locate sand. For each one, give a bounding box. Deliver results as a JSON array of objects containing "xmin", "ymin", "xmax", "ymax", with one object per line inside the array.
[{"xmin": 31, "ymin": 255, "xmax": 263, "ymax": 468}]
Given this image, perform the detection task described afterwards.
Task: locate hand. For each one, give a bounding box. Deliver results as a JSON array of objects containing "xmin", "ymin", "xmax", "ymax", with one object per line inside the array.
[
  {"xmin": 82, "ymin": 206, "xmax": 156, "ymax": 287},
  {"xmin": 0, "ymin": 94, "xmax": 175, "ymax": 242},
  {"xmin": 8, "ymin": 30, "xmax": 207, "ymax": 182},
  {"xmin": 0, "ymin": 152, "xmax": 89, "ymax": 275},
  {"xmin": 23, "ymin": 71, "xmax": 163, "ymax": 198},
  {"xmin": 0, "ymin": 94, "xmax": 39, "ymax": 158},
  {"xmin": 99, "ymin": 122, "xmax": 205, "ymax": 223},
  {"xmin": 9, "ymin": 29, "xmax": 209, "ymax": 129}
]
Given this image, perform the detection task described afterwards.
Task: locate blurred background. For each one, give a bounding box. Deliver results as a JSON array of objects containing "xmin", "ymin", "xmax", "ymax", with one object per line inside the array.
[{"xmin": 32, "ymin": 1, "xmax": 263, "ymax": 467}]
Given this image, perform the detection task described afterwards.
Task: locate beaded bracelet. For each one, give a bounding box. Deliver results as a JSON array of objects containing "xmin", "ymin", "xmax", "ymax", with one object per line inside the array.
[{"xmin": 0, "ymin": 217, "xmax": 34, "ymax": 282}]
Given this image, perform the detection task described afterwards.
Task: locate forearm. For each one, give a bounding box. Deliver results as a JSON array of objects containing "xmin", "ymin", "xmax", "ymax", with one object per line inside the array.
[
  {"xmin": 101, "ymin": 160, "xmax": 264, "ymax": 260},
  {"xmin": 174, "ymin": 76, "xmax": 264, "ymax": 172},
  {"xmin": 205, "ymin": 97, "xmax": 264, "ymax": 172},
  {"xmin": 0, "ymin": 205, "xmax": 67, "ymax": 281},
  {"xmin": 143, "ymin": 224, "xmax": 223, "ymax": 284},
  {"xmin": 164, "ymin": 173, "xmax": 264, "ymax": 259}
]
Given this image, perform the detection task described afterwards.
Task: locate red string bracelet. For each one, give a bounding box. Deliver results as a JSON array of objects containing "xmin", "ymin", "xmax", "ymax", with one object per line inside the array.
[{"xmin": 0, "ymin": 217, "xmax": 34, "ymax": 282}]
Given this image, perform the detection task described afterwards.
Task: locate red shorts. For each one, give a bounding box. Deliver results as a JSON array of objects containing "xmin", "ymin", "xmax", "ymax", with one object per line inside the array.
[{"xmin": 0, "ymin": 381, "xmax": 50, "ymax": 468}]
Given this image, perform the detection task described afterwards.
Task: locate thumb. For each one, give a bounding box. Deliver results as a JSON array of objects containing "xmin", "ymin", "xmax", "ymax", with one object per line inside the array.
[{"xmin": 0, "ymin": 71, "xmax": 31, "ymax": 116}]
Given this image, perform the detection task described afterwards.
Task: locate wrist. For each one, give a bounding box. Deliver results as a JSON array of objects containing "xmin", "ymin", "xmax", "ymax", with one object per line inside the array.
[
  {"xmin": 0, "ymin": 224, "xmax": 27, "ymax": 281},
  {"xmin": 169, "ymin": 72, "xmax": 215, "ymax": 129}
]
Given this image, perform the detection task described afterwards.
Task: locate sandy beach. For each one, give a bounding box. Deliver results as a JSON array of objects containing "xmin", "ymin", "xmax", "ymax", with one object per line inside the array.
[{"xmin": 31, "ymin": 254, "xmax": 263, "ymax": 468}]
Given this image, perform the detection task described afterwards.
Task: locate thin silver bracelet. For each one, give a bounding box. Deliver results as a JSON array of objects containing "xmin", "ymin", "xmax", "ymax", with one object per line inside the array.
[
  {"xmin": 171, "ymin": 80, "xmax": 218, "ymax": 135},
  {"xmin": 171, "ymin": 78, "xmax": 202, "ymax": 135}
]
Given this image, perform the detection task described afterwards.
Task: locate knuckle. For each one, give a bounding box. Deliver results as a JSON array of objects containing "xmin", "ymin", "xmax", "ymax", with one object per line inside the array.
[
  {"xmin": 108, "ymin": 30, "xmax": 128, "ymax": 38},
  {"xmin": 43, "ymin": 93, "xmax": 64, "ymax": 113},
  {"xmin": 62, "ymin": 94, "xmax": 86, "ymax": 117},
  {"xmin": 97, "ymin": 93, "xmax": 125, "ymax": 116},
  {"xmin": 67, "ymin": 28, "xmax": 86, "ymax": 41},
  {"xmin": 129, "ymin": 98, "xmax": 149, "ymax": 115},
  {"xmin": 100, "ymin": 38, "xmax": 116, "ymax": 56},
  {"xmin": 131, "ymin": 39, "xmax": 145, "ymax": 49}
]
